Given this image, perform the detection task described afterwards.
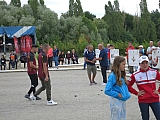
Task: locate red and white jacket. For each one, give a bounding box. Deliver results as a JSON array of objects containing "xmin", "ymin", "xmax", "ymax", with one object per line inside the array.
[{"xmin": 128, "ymin": 68, "xmax": 160, "ymax": 103}]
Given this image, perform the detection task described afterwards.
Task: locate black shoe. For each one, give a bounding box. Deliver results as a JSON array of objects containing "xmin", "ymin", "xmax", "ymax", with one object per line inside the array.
[
  {"xmin": 92, "ymin": 81, "xmax": 97, "ymax": 85},
  {"xmin": 36, "ymin": 96, "xmax": 41, "ymax": 100},
  {"xmin": 24, "ymin": 94, "xmax": 30, "ymax": 99}
]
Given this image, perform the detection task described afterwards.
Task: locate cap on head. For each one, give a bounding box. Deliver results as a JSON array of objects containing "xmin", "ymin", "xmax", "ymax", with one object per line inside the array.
[
  {"xmin": 139, "ymin": 45, "xmax": 143, "ymax": 48},
  {"xmin": 139, "ymin": 56, "xmax": 149, "ymax": 63}
]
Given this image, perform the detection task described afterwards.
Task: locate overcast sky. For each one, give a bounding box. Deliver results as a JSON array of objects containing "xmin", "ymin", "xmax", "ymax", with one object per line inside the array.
[{"xmin": 5, "ymin": 0, "xmax": 159, "ymax": 18}]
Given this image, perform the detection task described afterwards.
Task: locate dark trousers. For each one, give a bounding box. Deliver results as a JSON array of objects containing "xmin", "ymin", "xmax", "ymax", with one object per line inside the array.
[
  {"xmin": 48, "ymin": 57, "xmax": 53, "ymax": 67},
  {"xmin": 72, "ymin": 58, "xmax": 78, "ymax": 64},
  {"xmin": 139, "ymin": 102, "xmax": 160, "ymax": 120},
  {"xmin": 59, "ymin": 60, "xmax": 64, "ymax": 65},
  {"xmin": 1, "ymin": 64, "xmax": 6, "ymax": 70},
  {"xmin": 27, "ymin": 74, "xmax": 38, "ymax": 95},
  {"xmin": 101, "ymin": 66, "xmax": 108, "ymax": 83},
  {"xmin": 34, "ymin": 77, "xmax": 51, "ymax": 101}
]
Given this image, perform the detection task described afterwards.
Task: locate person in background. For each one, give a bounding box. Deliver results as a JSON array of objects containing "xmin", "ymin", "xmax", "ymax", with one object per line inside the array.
[
  {"xmin": 9, "ymin": 50, "xmax": 17, "ymax": 69},
  {"xmin": 96, "ymin": 44, "xmax": 109, "ymax": 86},
  {"xmin": 0, "ymin": 39, "xmax": 3, "ymax": 52},
  {"xmin": 25, "ymin": 45, "xmax": 41, "ymax": 100},
  {"xmin": 0, "ymin": 55, "xmax": 6, "ymax": 70},
  {"xmin": 20, "ymin": 52, "xmax": 27, "ymax": 68},
  {"xmin": 66, "ymin": 51, "xmax": 71, "ymax": 64},
  {"xmin": 106, "ymin": 44, "xmax": 110, "ymax": 70},
  {"xmin": 30, "ymin": 44, "xmax": 57, "ymax": 106},
  {"xmin": 71, "ymin": 49, "xmax": 79, "ymax": 64},
  {"xmin": 146, "ymin": 41, "xmax": 156, "ymax": 67},
  {"xmin": 84, "ymin": 45, "xmax": 97, "ymax": 85},
  {"xmin": 53, "ymin": 45, "xmax": 59, "ymax": 69},
  {"xmin": 128, "ymin": 55, "xmax": 160, "ymax": 120},
  {"xmin": 83, "ymin": 45, "xmax": 88, "ymax": 69},
  {"xmin": 110, "ymin": 45, "xmax": 114, "ymax": 49},
  {"xmin": 105, "ymin": 56, "xmax": 130, "ymax": 120},
  {"xmin": 38, "ymin": 44, "xmax": 43, "ymax": 54},
  {"xmin": 125, "ymin": 41, "xmax": 134, "ymax": 74},
  {"xmin": 47, "ymin": 46, "xmax": 53, "ymax": 68},
  {"xmin": 157, "ymin": 41, "xmax": 160, "ymax": 50},
  {"xmin": 139, "ymin": 45, "xmax": 145, "ymax": 55},
  {"xmin": 59, "ymin": 51, "xmax": 65, "ymax": 65}
]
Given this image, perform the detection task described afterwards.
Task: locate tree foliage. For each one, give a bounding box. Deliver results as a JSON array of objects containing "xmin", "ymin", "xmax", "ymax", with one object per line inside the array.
[
  {"xmin": 10, "ymin": 0, "xmax": 21, "ymax": 7},
  {"xmin": 0, "ymin": 0, "xmax": 160, "ymax": 55}
]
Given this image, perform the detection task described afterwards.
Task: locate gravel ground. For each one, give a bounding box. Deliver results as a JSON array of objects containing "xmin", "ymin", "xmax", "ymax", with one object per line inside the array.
[{"xmin": 0, "ymin": 70, "xmax": 158, "ymax": 120}]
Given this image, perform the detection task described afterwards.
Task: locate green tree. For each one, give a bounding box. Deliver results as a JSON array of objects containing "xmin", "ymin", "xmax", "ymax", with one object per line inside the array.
[
  {"xmin": 39, "ymin": 0, "xmax": 44, "ymax": 6},
  {"xmin": 138, "ymin": 0, "xmax": 157, "ymax": 42},
  {"xmin": 10, "ymin": 0, "xmax": 21, "ymax": 7},
  {"xmin": 151, "ymin": 9, "xmax": 160, "ymax": 40},
  {"xmin": 69, "ymin": 0, "xmax": 74, "ymax": 17},
  {"xmin": 124, "ymin": 13, "xmax": 134, "ymax": 32},
  {"xmin": 0, "ymin": 0, "xmax": 7, "ymax": 6},
  {"xmin": 28, "ymin": 0, "xmax": 39, "ymax": 18},
  {"xmin": 75, "ymin": 0, "xmax": 83, "ymax": 16},
  {"xmin": 84, "ymin": 11, "xmax": 96, "ymax": 21},
  {"xmin": 103, "ymin": 0, "xmax": 124, "ymax": 41}
]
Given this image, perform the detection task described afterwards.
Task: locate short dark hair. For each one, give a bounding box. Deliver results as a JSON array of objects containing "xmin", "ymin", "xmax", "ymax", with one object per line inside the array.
[{"xmin": 32, "ymin": 44, "xmax": 38, "ymax": 48}]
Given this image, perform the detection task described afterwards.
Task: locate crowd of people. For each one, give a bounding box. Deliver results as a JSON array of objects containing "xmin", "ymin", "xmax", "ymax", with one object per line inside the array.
[
  {"xmin": 83, "ymin": 42, "xmax": 160, "ymax": 120},
  {"xmin": 125, "ymin": 40, "xmax": 160, "ymax": 74},
  {"xmin": 0, "ymin": 41, "xmax": 160, "ymax": 119},
  {"xmin": 0, "ymin": 44, "xmax": 80, "ymax": 70},
  {"xmin": 34, "ymin": 44, "xmax": 79, "ymax": 68}
]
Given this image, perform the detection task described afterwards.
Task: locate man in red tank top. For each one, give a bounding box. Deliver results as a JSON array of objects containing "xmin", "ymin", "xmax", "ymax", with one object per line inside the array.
[
  {"xmin": 25, "ymin": 45, "xmax": 41, "ymax": 100},
  {"xmin": 30, "ymin": 44, "xmax": 57, "ymax": 106}
]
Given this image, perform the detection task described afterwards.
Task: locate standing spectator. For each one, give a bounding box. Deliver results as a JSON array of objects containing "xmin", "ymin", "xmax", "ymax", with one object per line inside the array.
[
  {"xmin": 71, "ymin": 49, "xmax": 79, "ymax": 64},
  {"xmin": 96, "ymin": 44, "xmax": 109, "ymax": 86},
  {"xmin": 38, "ymin": 44, "xmax": 43, "ymax": 54},
  {"xmin": 128, "ymin": 55, "xmax": 160, "ymax": 120},
  {"xmin": 66, "ymin": 51, "xmax": 71, "ymax": 64},
  {"xmin": 9, "ymin": 50, "xmax": 17, "ymax": 69},
  {"xmin": 20, "ymin": 52, "xmax": 27, "ymax": 68},
  {"xmin": 146, "ymin": 41, "xmax": 156, "ymax": 67},
  {"xmin": 59, "ymin": 51, "xmax": 65, "ymax": 65},
  {"xmin": 125, "ymin": 41, "xmax": 134, "ymax": 74},
  {"xmin": 157, "ymin": 41, "xmax": 160, "ymax": 50},
  {"xmin": 106, "ymin": 44, "xmax": 110, "ymax": 70},
  {"xmin": 0, "ymin": 55, "xmax": 6, "ymax": 70},
  {"xmin": 83, "ymin": 45, "xmax": 88, "ymax": 69},
  {"xmin": 105, "ymin": 56, "xmax": 130, "ymax": 120},
  {"xmin": 84, "ymin": 45, "xmax": 97, "ymax": 85},
  {"xmin": 30, "ymin": 44, "xmax": 57, "ymax": 106},
  {"xmin": 53, "ymin": 45, "xmax": 59, "ymax": 69},
  {"xmin": 25, "ymin": 45, "xmax": 41, "ymax": 100},
  {"xmin": 47, "ymin": 46, "xmax": 53, "ymax": 68}
]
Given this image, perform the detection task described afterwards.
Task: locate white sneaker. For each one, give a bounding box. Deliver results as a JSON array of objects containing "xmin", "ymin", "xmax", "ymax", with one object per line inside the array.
[
  {"xmin": 30, "ymin": 95, "xmax": 36, "ymax": 104},
  {"xmin": 102, "ymin": 83, "xmax": 106, "ymax": 86},
  {"xmin": 47, "ymin": 100, "xmax": 57, "ymax": 106}
]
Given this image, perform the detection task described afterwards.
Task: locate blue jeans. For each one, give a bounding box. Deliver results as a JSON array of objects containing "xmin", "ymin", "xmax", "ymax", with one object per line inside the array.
[
  {"xmin": 54, "ymin": 56, "xmax": 59, "ymax": 66},
  {"xmin": 139, "ymin": 102, "xmax": 160, "ymax": 120},
  {"xmin": 10, "ymin": 61, "xmax": 15, "ymax": 68},
  {"xmin": 84, "ymin": 61, "xmax": 87, "ymax": 69}
]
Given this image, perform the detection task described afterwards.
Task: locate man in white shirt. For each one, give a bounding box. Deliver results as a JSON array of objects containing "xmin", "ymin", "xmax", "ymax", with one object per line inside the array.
[{"xmin": 146, "ymin": 41, "xmax": 156, "ymax": 67}]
